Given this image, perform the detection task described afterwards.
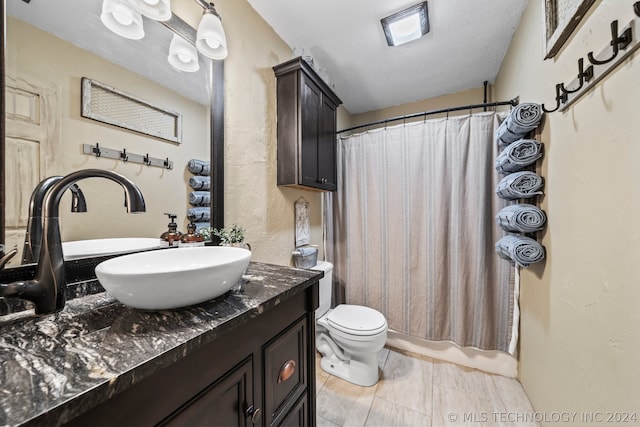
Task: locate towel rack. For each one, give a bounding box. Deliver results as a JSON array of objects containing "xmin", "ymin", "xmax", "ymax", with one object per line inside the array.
[
  {"xmin": 543, "ymin": 3, "xmax": 640, "ymax": 113},
  {"xmin": 82, "ymin": 143, "xmax": 173, "ymax": 169}
]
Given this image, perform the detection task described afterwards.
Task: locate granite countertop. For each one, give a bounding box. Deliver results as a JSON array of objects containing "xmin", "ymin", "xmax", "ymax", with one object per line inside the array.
[{"xmin": 0, "ymin": 262, "xmax": 321, "ymax": 426}]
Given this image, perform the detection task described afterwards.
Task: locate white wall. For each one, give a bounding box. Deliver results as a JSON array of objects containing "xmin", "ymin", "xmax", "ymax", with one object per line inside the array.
[{"xmin": 494, "ymin": 0, "xmax": 640, "ymax": 418}]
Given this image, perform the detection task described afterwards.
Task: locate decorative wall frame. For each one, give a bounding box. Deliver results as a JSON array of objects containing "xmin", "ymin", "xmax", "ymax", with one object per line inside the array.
[
  {"xmin": 81, "ymin": 77, "xmax": 183, "ymax": 143},
  {"xmin": 295, "ymin": 197, "xmax": 310, "ymax": 247},
  {"xmin": 545, "ymin": 0, "xmax": 596, "ymax": 59}
]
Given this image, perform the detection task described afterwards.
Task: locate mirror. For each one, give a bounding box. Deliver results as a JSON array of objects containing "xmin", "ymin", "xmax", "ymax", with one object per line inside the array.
[{"xmin": 1, "ymin": 0, "xmax": 224, "ymax": 268}]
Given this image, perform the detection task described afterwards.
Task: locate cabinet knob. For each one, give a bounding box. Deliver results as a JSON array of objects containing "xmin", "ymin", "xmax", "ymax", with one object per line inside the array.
[
  {"xmin": 246, "ymin": 405, "xmax": 262, "ymax": 424},
  {"xmin": 318, "ymin": 178, "xmax": 328, "ymax": 184},
  {"xmin": 277, "ymin": 359, "xmax": 297, "ymax": 383}
]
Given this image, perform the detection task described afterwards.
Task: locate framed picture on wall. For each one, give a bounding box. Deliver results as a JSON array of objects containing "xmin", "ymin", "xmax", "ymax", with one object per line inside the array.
[
  {"xmin": 544, "ymin": 0, "xmax": 596, "ymax": 59},
  {"xmin": 295, "ymin": 198, "xmax": 310, "ymax": 247}
]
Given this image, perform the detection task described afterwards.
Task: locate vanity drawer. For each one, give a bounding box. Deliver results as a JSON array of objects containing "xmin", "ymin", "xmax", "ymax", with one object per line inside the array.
[{"xmin": 263, "ymin": 315, "xmax": 308, "ymax": 425}]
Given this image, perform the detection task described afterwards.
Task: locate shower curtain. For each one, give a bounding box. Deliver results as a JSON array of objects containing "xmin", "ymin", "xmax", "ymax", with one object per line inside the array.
[{"xmin": 328, "ymin": 112, "xmax": 516, "ymax": 353}]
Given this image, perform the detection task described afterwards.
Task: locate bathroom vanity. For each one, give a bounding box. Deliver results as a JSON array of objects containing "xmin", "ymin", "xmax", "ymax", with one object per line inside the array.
[{"xmin": 0, "ymin": 262, "xmax": 321, "ymax": 426}]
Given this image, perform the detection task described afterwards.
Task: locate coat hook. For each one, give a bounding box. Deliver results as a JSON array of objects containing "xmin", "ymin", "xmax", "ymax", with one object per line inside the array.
[
  {"xmin": 542, "ymin": 83, "xmax": 568, "ymax": 113},
  {"xmin": 561, "ymin": 58, "xmax": 594, "ymax": 94},
  {"xmin": 164, "ymin": 157, "xmax": 171, "ymax": 169},
  {"xmin": 92, "ymin": 143, "xmax": 101, "ymax": 158},
  {"xmin": 587, "ymin": 20, "xmax": 632, "ymax": 65},
  {"xmin": 120, "ymin": 148, "xmax": 128, "ymax": 162},
  {"xmin": 143, "ymin": 153, "xmax": 150, "ymax": 165}
]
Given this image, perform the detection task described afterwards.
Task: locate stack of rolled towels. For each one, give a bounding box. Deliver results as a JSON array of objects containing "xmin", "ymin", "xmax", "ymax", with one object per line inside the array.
[
  {"xmin": 187, "ymin": 159, "xmax": 211, "ymax": 232},
  {"xmin": 494, "ymin": 103, "xmax": 546, "ymax": 268}
]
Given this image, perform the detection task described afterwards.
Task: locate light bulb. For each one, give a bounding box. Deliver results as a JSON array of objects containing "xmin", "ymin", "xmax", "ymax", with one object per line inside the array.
[
  {"xmin": 143, "ymin": 0, "xmax": 160, "ymax": 5},
  {"xmin": 205, "ymin": 38, "xmax": 220, "ymax": 49},
  {"xmin": 177, "ymin": 53, "xmax": 191, "ymax": 63}
]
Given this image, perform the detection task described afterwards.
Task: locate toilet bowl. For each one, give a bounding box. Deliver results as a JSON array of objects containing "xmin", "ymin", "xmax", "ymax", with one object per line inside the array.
[{"xmin": 312, "ymin": 261, "xmax": 388, "ymax": 387}]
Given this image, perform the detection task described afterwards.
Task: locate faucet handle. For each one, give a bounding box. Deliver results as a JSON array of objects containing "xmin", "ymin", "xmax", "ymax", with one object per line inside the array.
[{"xmin": 0, "ymin": 248, "xmax": 18, "ymax": 270}]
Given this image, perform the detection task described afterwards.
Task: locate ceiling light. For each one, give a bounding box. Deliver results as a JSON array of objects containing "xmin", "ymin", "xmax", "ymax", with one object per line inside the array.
[
  {"xmin": 381, "ymin": 1, "xmax": 429, "ymax": 47},
  {"xmin": 128, "ymin": 0, "xmax": 172, "ymax": 21},
  {"xmin": 101, "ymin": 0, "xmax": 144, "ymax": 40},
  {"xmin": 196, "ymin": 4, "xmax": 228, "ymax": 60},
  {"xmin": 168, "ymin": 34, "xmax": 200, "ymax": 72}
]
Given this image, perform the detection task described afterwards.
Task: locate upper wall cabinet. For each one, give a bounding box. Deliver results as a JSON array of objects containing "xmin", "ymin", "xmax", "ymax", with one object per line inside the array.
[{"xmin": 274, "ymin": 57, "xmax": 342, "ymax": 192}]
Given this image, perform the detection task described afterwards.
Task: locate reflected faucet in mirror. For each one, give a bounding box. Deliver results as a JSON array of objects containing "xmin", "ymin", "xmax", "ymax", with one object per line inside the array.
[
  {"xmin": 0, "ymin": 169, "xmax": 146, "ymax": 315},
  {"xmin": 22, "ymin": 176, "xmax": 88, "ymax": 265}
]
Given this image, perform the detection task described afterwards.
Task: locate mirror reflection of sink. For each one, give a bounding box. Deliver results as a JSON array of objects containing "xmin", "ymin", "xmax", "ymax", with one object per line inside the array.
[
  {"xmin": 62, "ymin": 238, "xmax": 162, "ymax": 260},
  {"xmin": 94, "ymin": 246, "xmax": 252, "ymax": 310}
]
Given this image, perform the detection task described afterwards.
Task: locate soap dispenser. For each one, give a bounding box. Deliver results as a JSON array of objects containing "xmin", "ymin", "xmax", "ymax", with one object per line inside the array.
[
  {"xmin": 160, "ymin": 213, "xmax": 182, "ymax": 247},
  {"xmin": 179, "ymin": 222, "xmax": 205, "ymax": 247}
]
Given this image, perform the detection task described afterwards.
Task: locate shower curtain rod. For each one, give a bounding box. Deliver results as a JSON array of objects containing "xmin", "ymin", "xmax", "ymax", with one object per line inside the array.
[{"xmin": 336, "ymin": 97, "xmax": 520, "ymax": 134}]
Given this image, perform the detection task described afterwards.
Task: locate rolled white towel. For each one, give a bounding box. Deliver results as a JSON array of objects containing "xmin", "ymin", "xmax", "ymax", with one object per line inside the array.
[
  {"xmin": 495, "ymin": 139, "xmax": 543, "ymax": 175},
  {"xmin": 187, "ymin": 159, "xmax": 210, "ymax": 176},
  {"xmin": 189, "ymin": 191, "xmax": 210, "ymax": 206},
  {"xmin": 496, "ymin": 171, "xmax": 544, "ymax": 200},
  {"xmin": 496, "ymin": 103, "xmax": 543, "ymax": 146},
  {"xmin": 189, "ymin": 176, "xmax": 210, "ymax": 190},
  {"xmin": 187, "ymin": 207, "xmax": 210, "ymax": 222},
  {"xmin": 495, "ymin": 235, "xmax": 545, "ymax": 268},
  {"xmin": 496, "ymin": 204, "xmax": 546, "ymax": 233}
]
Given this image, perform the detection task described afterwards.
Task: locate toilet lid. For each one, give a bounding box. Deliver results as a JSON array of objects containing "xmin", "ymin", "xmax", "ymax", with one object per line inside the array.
[{"xmin": 326, "ymin": 304, "xmax": 387, "ymax": 336}]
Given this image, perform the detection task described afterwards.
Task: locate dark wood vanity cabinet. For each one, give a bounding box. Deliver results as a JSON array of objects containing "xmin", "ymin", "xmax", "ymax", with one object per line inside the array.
[
  {"xmin": 273, "ymin": 57, "xmax": 342, "ymax": 192},
  {"xmin": 64, "ymin": 284, "xmax": 319, "ymax": 427}
]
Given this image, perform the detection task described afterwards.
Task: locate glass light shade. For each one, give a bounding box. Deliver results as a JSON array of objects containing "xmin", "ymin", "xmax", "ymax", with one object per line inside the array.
[
  {"xmin": 381, "ymin": 1, "xmax": 429, "ymax": 47},
  {"xmin": 168, "ymin": 34, "xmax": 200, "ymax": 72},
  {"xmin": 101, "ymin": 0, "xmax": 144, "ymax": 40},
  {"xmin": 128, "ymin": 0, "xmax": 171, "ymax": 21},
  {"xmin": 196, "ymin": 12, "xmax": 228, "ymax": 60}
]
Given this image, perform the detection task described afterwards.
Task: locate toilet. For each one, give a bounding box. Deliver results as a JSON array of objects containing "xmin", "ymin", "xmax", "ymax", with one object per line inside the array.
[{"xmin": 312, "ymin": 261, "xmax": 388, "ymax": 387}]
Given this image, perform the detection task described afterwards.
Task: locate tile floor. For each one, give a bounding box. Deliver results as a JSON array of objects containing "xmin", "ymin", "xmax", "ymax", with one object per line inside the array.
[{"xmin": 315, "ymin": 347, "xmax": 539, "ymax": 427}]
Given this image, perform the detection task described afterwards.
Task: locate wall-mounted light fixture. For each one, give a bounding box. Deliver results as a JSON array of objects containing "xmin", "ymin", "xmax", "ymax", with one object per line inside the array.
[
  {"xmin": 168, "ymin": 33, "xmax": 200, "ymax": 72},
  {"xmin": 100, "ymin": 0, "xmax": 145, "ymax": 40},
  {"xmin": 381, "ymin": 1, "xmax": 429, "ymax": 47},
  {"xmin": 195, "ymin": 3, "xmax": 228, "ymax": 60},
  {"xmin": 129, "ymin": 0, "xmax": 172, "ymax": 22}
]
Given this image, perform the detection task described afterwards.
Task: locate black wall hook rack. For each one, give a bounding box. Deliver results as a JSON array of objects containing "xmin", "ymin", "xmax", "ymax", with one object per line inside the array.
[
  {"xmin": 543, "ymin": 4, "xmax": 640, "ymax": 113},
  {"xmin": 82, "ymin": 143, "xmax": 173, "ymax": 170}
]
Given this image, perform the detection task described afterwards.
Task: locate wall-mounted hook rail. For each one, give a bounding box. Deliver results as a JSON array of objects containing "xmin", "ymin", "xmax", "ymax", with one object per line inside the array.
[
  {"xmin": 543, "ymin": 4, "xmax": 640, "ymax": 113},
  {"xmin": 82, "ymin": 143, "xmax": 173, "ymax": 170}
]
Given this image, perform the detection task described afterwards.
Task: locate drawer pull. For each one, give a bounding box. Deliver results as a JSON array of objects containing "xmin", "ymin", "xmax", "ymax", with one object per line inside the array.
[{"xmin": 277, "ymin": 360, "xmax": 296, "ymax": 383}]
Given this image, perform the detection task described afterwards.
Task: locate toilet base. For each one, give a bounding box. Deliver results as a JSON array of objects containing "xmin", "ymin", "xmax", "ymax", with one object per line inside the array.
[{"xmin": 318, "ymin": 351, "xmax": 381, "ymax": 387}]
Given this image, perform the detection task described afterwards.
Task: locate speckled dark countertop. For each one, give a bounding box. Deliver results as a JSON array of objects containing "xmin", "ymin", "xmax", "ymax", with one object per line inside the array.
[{"xmin": 0, "ymin": 262, "xmax": 321, "ymax": 426}]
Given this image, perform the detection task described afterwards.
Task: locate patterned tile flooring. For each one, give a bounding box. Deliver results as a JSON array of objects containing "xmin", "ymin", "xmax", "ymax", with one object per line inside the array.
[{"xmin": 315, "ymin": 348, "xmax": 539, "ymax": 427}]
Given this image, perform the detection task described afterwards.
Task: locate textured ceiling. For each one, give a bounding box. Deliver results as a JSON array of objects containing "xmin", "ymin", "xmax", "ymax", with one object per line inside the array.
[{"xmin": 246, "ymin": 0, "xmax": 528, "ymax": 114}]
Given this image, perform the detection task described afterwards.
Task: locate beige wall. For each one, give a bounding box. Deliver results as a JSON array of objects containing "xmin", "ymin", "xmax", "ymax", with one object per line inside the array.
[
  {"xmin": 6, "ymin": 16, "xmax": 209, "ymax": 243},
  {"xmin": 350, "ymin": 87, "xmax": 485, "ymax": 132},
  {"xmin": 215, "ymin": 0, "xmax": 352, "ymax": 265},
  {"xmin": 494, "ymin": 0, "xmax": 640, "ymax": 417}
]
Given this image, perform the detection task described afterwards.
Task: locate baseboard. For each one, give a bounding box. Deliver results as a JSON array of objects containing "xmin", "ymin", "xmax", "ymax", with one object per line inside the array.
[{"xmin": 385, "ymin": 330, "xmax": 518, "ymax": 378}]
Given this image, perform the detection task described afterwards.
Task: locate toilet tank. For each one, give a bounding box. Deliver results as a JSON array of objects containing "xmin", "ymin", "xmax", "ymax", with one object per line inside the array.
[{"xmin": 311, "ymin": 261, "xmax": 333, "ymax": 319}]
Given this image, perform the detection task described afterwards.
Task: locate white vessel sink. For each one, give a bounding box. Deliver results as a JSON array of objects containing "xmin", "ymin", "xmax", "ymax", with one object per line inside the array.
[
  {"xmin": 95, "ymin": 246, "xmax": 252, "ymax": 310},
  {"xmin": 63, "ymin": 238, "xmax": 161, "ymax": 260}
]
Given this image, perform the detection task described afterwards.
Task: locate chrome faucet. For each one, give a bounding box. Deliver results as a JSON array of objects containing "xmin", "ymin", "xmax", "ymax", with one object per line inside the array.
[
  {"xmin": 1, "ymin": 169, "xmax": 145, "ymax": 314},
  {"xmin": 22, "ymin": 176, "xmax": 88, "ymax": 264}
]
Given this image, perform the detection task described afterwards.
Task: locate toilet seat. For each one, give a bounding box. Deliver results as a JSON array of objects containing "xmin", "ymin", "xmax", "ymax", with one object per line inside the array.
[{"xmin": 325, "ymin": 304, "xmax": 387, "ymax": 336}]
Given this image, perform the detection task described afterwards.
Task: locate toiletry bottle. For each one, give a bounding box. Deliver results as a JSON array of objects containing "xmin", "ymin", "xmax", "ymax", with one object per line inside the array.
[
  {"xmin": 179, "ymin": 222, "xmax": 205, "ymax": 247},
  {"xmin": 160, "ymin": 213, "xmax": 182, "ymax": 247}
]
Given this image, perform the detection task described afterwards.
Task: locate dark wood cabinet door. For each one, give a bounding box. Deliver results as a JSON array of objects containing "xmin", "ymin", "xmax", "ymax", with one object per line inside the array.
[
  {"xmin": 317, "ymin": 95, "xmax": 337, "ymax": 191},
  {"xmin": 160, "ymin": 357, "xmax": 254, "ymax": 427},
  {"xmin": 300, "ymin": 73, "xmax": 321, "ymax": 189}
]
